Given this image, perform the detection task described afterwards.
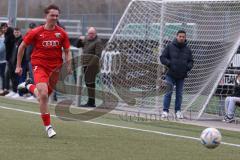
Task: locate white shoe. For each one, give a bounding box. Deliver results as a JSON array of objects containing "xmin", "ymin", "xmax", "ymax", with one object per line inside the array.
[
  {"xmin": 46, "ymin": 125, "xmax": 56, "ymax": 138},
  {"xmin": 5, "ymin": 91, "xmax": 16, "ymax": 97},
  {"xmin": 26, "ymin": 95, "xmax": 35, "ymax": 100},
  {"xmin": 11, "ymin": 93, "xmax": 21, "ymax": 98},
  {"xmin": 176, "ymin": 111, "xmax": 184, "ymax": 119},
  {"xmin": 17, "ymin": 82, "xmax": 28, "ymax": 94},
  {"xmin": 161, "ymin": 111, "xmax": 169, "ymax": 118},
  {"xmin": 17, "ymin": 82, "xmax": 26, "ymax": 90}
]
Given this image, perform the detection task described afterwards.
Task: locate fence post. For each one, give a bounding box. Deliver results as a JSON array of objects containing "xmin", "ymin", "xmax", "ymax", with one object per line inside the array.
[{"xmin": 81, "ymin": 15, "xmax": 87, "ymax": 36}]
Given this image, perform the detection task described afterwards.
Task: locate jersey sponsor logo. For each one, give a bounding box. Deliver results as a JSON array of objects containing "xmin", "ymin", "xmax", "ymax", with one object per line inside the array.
[
  {"xmin": 55, "ymin": 33, "xmax": 61, "ymax": 38},
  {"xmin": 42, "ymin": 40, "xmax": 60, "ymax": 47}
]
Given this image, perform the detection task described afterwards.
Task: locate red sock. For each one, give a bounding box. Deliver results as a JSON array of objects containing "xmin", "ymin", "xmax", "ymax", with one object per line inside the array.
[
  {"xmin": 41, "ymin": 113, "xmax": 51, "ymax": 126},
  {"xmin": 27, "ymin": 84, "xmax": 36, "ymax": 95}
]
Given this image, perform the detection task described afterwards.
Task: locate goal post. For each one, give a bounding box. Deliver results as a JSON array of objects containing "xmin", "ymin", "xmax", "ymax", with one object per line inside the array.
[{"xmin": 100, "ymin": 0, "xmax": 240, "ymax": 119}]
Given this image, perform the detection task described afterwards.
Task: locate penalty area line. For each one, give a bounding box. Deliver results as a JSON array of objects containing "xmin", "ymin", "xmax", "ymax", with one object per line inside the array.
[{"xmin": 0, "ymin": 105, "xmax": 240, "ymax": 148}]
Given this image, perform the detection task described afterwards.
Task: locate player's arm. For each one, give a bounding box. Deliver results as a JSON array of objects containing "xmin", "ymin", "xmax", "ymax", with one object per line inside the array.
[
  {"xmin": 15, "ymin": 41, "xmax": 27, "ymax": 76},
  {"xmin": 63, "ymin": 48, "xmax": 72, "ymax": 74},
  {"xmin": 16, "ymin": 28, "xmax": 35, "ymax": 76},
  {"xmin": 187, "ymin": 49, "xmax": 194, "ymax": 71},
  {"xmin": 62, "ymin": 31, "xmax": 72, "ymax": 74},
  {"xmin": 160, "ymin": 45, "xmax": 170, "ymax": 67}
]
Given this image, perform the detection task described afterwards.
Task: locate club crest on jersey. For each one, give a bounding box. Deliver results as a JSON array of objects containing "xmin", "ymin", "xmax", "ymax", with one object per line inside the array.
[{"xmin": 55, "ymin": 33, "xmax": 61, "ymax": 38}]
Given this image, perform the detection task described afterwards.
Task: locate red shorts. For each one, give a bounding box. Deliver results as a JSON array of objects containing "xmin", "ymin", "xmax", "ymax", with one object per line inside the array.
[{"xmin": 32, "ymin": 65, "xmax": 60, "ymax": 95}]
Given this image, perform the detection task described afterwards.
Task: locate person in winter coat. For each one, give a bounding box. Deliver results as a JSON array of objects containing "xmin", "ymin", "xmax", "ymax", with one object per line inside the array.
[
  {"xmin": 75, "ymin": 27, "xmax": 103, "ymax": 107},
  {"xmin": 160, "ymin": 30, "xmax": 194, "ymax": 119}
]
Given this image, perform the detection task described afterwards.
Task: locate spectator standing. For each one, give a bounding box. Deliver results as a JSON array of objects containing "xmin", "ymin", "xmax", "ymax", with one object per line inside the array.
[
  {"xmin": 160, "ymin": 30, "xmax": 194, "ymax": 119},
  {"xmin": 0, "ymin": 28, "xmax": 6, "ymax": 93},
  {"xmin": 75, "ymin": 27, "xmax": 103, "ymax": 107}
]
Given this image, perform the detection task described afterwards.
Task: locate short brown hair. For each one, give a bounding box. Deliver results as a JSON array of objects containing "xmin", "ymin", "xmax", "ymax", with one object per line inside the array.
[
  {"xmin": 44, "ymin": 4, "xmax": 60, "ymax": 14},
  {"xmin": 14, "ymin": 27, "xmax": 20, "ymax": 31}
]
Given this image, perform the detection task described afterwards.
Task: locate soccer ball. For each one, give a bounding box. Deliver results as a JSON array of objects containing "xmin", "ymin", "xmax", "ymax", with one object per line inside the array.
[{"xmin": 200, "ymin": 128, "xmax": 222, "ymax": 149}]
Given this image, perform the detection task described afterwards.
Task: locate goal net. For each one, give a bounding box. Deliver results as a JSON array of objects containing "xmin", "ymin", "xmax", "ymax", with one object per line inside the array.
[{"xmin": 100, "ymin": 0, "xmax": 240, "ymax": 119}]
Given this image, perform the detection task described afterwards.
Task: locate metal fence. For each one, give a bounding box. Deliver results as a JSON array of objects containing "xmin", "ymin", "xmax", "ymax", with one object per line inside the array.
[
  {"xmin": 13, "ymin": 14, "xmax": 121, "ymax": 38},
  {"xmin": 0, "ymin": 0, "xmax": 127, "ymax": 38}
]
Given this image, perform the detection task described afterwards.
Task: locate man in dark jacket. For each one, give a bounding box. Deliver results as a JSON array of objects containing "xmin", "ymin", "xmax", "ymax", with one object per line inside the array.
[
  {"xmin": 160, "ymin": 30, "xmax": 193, "ymax": 119},
  {"xmin": 75, "ymin": 27, "xmax": 103, "ymax": 107},
  {"xmin": 5, "ymin": 27, "xmax": 25, "ymax": 97}
]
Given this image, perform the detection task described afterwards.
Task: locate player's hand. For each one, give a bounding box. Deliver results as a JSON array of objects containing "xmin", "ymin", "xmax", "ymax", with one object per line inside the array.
[
  {"xmin": 67, "ymin": 64, "xmax": 73, "ymax": 74},
  {"xmin": 79, "ymin": 36, "xmax": 85, "ymax": 40},
  {"xmin": 15, "ymin": 66, "xmax": 23, "ymax": 76}
]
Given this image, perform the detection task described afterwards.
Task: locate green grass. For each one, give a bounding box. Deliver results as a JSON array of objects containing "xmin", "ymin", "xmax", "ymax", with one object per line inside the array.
[{"xmin": 0, "ymin": 97, "xmax": 240, "ymax": 160}]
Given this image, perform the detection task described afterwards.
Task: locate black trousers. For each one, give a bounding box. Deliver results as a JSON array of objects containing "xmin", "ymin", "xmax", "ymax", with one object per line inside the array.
[
  {"xmin": 83, "ymin": 65, "xmax": 99, "ymax": 104},
  {"xmin": 0, "ymin": 63, "xmax": 6, "ymax": 90},
  {"xmin": 5, "ymin": 61, "xmax": 18, "ymax": 92}
]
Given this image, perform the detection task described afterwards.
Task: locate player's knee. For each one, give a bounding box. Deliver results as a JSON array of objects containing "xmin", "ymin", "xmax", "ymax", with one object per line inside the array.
[
  {"xmin": 39, "ymin": 92, "xmax": 48, "ymax": 100},
  {"xmin": 38, "ymin": 91, "xmax": 48, "ymax": 100},
  {"xmin": 37, "ymin": 84, "xmax": 48, "ymax": 98}
]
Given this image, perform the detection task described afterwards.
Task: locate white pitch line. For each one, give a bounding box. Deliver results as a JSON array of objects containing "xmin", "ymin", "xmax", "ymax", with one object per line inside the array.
[{"xmin": 0, "ymin": 105, "xmax": 240, "ymax": 148}]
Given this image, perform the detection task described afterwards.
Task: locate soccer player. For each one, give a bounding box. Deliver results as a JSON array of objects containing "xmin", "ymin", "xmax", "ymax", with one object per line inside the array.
[{"xmin": 15, "ymin": 4, "xmax": 72, "ymax": 138}]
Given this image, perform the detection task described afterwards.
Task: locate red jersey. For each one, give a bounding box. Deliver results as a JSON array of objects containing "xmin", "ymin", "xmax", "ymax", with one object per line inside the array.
[{"xmin": 23, "ymin": 25, "xmax": 70, "ymax": 69}]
